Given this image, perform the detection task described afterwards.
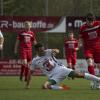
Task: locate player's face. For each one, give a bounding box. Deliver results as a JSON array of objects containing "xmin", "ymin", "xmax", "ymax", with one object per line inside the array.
[
  {"xmin": 86, "ymin": 20, "xmax": 94, "ymax": 27},
  {"xmin": 38, "ymin": 47, "xmax": 45, "ymax": 55},
  {"xmin": 68, "ymin": 33, "xmax": 74, "ymax": 39},
  {"xmin": 24, "ymin": 22, "xmax": 32, "ymax": 29}
]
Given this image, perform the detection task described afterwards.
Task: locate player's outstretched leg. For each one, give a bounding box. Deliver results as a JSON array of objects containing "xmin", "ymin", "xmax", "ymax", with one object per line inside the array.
[
  {"xmin": 42, "ymin": 80, "xmax": 70, "ymax": 90},
  {"xmin": 68, "ymin": 71, "xmax": 100, "ymax": 89}
]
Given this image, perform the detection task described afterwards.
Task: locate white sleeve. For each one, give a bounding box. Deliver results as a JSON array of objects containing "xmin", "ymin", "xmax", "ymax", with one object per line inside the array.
[
  {"xmin": 30, "ymin": 58, "xmax": 36, "ymax": 70},
  {"xmin": 0, "ymin": 30, "xmax": 3, "ymax": 38},
  {"xmin": 46, "ymin": 49, "xmax": 52, "ymax": 55}
]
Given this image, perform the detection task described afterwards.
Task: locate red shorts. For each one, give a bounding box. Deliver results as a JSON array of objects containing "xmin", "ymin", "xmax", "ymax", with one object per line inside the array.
[
  {"xmin": 84, "ymin": 49, "xmax": 100, "ymax": 63},
  {"xmin": 20, "ymin": 49, "xmax": 32, "ymax": 62},
  {"xmin": 65, "ymin": 54, "xmax": 77, "ymax": 65}
]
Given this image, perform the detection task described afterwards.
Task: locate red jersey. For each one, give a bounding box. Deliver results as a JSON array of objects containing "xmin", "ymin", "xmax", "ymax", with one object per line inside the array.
[
  {"xmin": 79, "ymin": 21, "xmax": 100, "ymax": 52},
  {"xmin": 17, "ymin": 30, "xmax": 36, "ymax": 50},
  {"xmin": 64, "ymin": 38, "xmax": 78, "ymax": 55}
]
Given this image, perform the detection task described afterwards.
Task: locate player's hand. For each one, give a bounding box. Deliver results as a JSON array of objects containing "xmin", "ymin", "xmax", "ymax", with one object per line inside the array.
[
  {"xmin": 75, "ymin": 48, "xmax": 79, "ymax": 51},
  {"xmin": 0, "ymin": 44, "xmax": 3, "ymax": 50}
]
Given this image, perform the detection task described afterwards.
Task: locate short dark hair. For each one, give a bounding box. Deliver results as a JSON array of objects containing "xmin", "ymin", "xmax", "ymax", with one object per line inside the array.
[
  {"xmin": 34, "ymin": 43, "xmax": 43, "ymax": 50},
  {"xmin": 86, "ymin": 12, "xmax": 95, "ymax": 21},
  {"xmin": 68, "ymin": 30, "xmax": 74, "ymax": 35}
]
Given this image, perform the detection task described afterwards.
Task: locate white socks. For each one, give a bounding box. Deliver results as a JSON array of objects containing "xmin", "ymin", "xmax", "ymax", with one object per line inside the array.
[
  {"xmin": 50, "ymin": 85, "xmax": 63, "ymax": 90},
  {"xmin": 85, "ymin": 73, "xmax": 100, "ymax": 82}
]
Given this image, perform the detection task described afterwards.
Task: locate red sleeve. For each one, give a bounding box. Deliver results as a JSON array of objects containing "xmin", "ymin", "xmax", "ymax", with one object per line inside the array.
[
  {"xmin": 32, "ymin": 32, "xmax": 36, "ymax": 42},
  {"xmin": 79, "ymin": 22, "xmax": 87, "ymax": 37},
  {"xmin": 79, "ymin": 25, "xmax": 85, "ymax": 39},
  {"xmin": 79, "ymin": 26, "xmax": 83, "ymax": 35}
]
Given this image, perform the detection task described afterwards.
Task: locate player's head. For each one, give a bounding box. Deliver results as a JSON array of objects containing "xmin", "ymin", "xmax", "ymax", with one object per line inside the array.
[
  {"xmin": 68, "ymin": 31, "xmax": 74, "ymax": 39},
  {"xmin": 24, "ymin": 21, "xmax": 32, "ymax": 29},
  {"xmin": 86, "ymin": 12, "xmax": 95, "ymax": 27},
  {"xmin": 35, "ymin": 43, "xmax": 45, "ymax": 53}
]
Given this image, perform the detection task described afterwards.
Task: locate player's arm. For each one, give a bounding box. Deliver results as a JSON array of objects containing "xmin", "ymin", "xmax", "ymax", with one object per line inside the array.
[
  {"xmin": 14, "ymin": 39, "xmax": 19, "ymax": 54},
  {"xmin": 33, "ymin": 39, "xmax": 37, "ymax": 45},
  {"xmin": 78, "ymin": 25, "xmax": 84, "ymax": 47},
  {"xmin": 75, "ymin": 39, "xmax": 80, "ymax": 51},
  {"xmin": 32, "ymin": 32, "xmax": 37, "ymax": 45},
  {"xmin": 78, "ymin": 39, "xmax": 83, "ymax": 47},
  {"xmin": 75, "ymin": 47, "xmax": 79, "ymax": 51},
  {"xmin": 78, "ymin": 35, "xmax": 83, "ymax": 47}
]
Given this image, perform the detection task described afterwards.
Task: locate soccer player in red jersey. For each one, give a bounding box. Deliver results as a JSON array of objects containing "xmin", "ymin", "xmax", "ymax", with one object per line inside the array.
[
  {"xmin": 14, "ymin": 21, "xmax": 37, "ymax": 81},
  {"xmin": 79, "ymin": 13, "xmax": 100, "ymax": 89},
  {"xmin": 64, "ymin": 31, "xmax": 79, "ymax": 71}
]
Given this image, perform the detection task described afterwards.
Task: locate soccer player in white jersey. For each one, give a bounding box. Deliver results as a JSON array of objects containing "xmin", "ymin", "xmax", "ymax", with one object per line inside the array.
[{"xmin": 26, "ymin": 43, "xmax": 100, "ymax": 90}]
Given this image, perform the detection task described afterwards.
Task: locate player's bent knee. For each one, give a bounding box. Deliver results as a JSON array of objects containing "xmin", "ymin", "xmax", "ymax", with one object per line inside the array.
[{"xmin": 43, "ymin": 81, "xmax": 51, "ymax": 89}]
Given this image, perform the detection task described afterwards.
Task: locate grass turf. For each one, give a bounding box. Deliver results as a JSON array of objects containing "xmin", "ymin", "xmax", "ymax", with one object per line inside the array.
[{"xmin": 0, "ymin": 76, "xmax": 100, "ymax": 100}]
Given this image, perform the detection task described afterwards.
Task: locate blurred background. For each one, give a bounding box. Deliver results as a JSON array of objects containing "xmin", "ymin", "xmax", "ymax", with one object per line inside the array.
[{"xmin": 0, "ymin": 0, "xmax": 100, "ymax": 59}]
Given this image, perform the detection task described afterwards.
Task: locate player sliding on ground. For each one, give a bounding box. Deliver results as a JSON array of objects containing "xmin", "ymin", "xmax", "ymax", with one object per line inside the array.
[{"xmin": 26, "ymin": 43, "xmax": 100, "ymax": 90}]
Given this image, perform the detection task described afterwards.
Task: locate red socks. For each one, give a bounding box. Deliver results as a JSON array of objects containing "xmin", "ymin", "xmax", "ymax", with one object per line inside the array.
[
  {"xmin": 88, "ymin": 65, "xmax": 95, "ymax": 75},
  {"xmin": 20, "ymin": 65, "xmax": 29, "ymax": 81}
]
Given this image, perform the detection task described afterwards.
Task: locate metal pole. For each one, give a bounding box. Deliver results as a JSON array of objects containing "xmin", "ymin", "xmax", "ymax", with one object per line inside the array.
[
  {"xmin": 90, "ymin": 0, "xmax": 93, "ymax": 12},
  {"xmin": 45, "ymin": 0, "xmax": 48, "ymax": 16},
  {"xmin": 45, "ymin": 0, "xmax": 48, "ymax": 48},
  {"xmin": 0, "ymin": 0, "xmax": 4, "ymax": 15}
]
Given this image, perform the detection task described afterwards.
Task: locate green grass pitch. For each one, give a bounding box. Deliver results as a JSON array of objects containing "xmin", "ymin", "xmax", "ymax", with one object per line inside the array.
[{"xmin": 0, "ymin": 76, "xmax": 100, "ymax": 100}]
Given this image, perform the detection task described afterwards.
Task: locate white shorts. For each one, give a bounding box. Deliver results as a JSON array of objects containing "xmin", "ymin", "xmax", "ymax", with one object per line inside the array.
[{"xmin": 49, "ymin": 65, "xmax": 73, "ymax": 83}]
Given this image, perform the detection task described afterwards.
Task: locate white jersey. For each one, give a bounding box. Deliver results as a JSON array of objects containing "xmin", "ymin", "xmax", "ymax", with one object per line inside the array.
[
  {"xmin": 31, "ymin": 49, "xmax": 73, "ymax": 83},
  {"xmin": 31, "ymin": 49, "xmax": 66, "ymax": 77}
]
